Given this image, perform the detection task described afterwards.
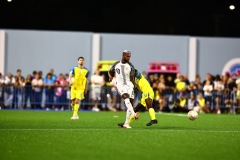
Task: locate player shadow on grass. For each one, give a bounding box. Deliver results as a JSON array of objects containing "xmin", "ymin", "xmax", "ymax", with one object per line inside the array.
[{"xmin": 144, "ymin": 126, "xmax": 201, "ymax": 131}]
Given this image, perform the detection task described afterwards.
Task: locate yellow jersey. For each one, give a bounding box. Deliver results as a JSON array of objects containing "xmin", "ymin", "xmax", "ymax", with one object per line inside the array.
[
  {"xmin": 70, "ymin": 66, "xmax": 89, "ymax": 90},
  {"xmin": 135, "ymin": 74, "xmax": 153, "ymax": 93}
]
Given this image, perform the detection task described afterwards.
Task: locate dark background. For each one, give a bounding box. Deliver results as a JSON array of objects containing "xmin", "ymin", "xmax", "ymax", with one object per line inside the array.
[{"xmin": 0, "ymin": 0, "xmax": 239, "ymax": 37}]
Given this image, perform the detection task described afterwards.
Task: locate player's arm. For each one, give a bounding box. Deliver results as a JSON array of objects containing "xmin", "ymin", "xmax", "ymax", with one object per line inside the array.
[
  {"xmin": 84, "ymin": 71, "xmax": 89, "ymax": 94},
  {"xmin": 69, "ymin": 68, "xmax": 74, "ymax": 86},
  {"xmin": 108, "ymin": 61, "xmax": 119, "ymax": 82}
]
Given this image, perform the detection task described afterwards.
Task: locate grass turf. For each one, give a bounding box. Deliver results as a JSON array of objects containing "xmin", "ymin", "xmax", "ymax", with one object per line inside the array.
[{"xmin": 0, "ymin": 110, "xmax": 240, "ymax": 160}]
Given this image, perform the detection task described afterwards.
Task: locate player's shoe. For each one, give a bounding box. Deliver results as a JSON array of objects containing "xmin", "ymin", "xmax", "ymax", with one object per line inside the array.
[
  {"xmin": 146, "ymin": 119, "xmax": 158, "ymax": 126},
  {"xmin": 118, "ymin": 123, "xmax": 131, "ymax": 129},
  {"xmin": 71, "ymin": 115, "xmax": 79, "ymax": 120},
  {"xmin": 118, "ymin": 123, "xmax": 124, "ymax": 128},
  {"xmin": 123, "ymin": 124, "xmax": 132, "ymax": 129},
  {"xmin": 135, "ymin": 112, "xmax": 139, "ymax": 120}
]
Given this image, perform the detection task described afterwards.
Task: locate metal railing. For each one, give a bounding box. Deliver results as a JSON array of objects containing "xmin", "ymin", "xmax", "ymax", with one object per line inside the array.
[{"xmin": 0, "ymin": 85, "xmax": 239, "ymax": 113}]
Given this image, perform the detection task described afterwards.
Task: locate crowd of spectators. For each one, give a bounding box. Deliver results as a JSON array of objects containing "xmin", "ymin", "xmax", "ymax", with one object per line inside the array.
[{"xmin": 0, "ymin": 69, "xmax": 240, "ymax": 114}]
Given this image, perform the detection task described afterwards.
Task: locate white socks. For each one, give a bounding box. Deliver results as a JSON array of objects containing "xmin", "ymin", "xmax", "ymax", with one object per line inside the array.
[{"xmin": 124, "ymin": 98, "xmax": 136, "ymax": 117}]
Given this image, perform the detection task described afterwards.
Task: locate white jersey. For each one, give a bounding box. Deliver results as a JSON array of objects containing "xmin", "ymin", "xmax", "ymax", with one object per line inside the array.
[
  {"xmin": 109, "ymin": 61, "xmax": 135, "ymax": 98},
  {"xmin": 110, "ymin": 61, "xmax": 135, "ymax": 85}
]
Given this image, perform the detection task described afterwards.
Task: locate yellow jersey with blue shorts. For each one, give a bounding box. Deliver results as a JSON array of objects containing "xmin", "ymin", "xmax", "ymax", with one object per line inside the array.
[
  {"xmin": 135, "ymin": 74, "xmax": 154, "ymax": 107},
  {"xmin": 70, "ymin": 66, "xmax": 89, "ymax": 100}
]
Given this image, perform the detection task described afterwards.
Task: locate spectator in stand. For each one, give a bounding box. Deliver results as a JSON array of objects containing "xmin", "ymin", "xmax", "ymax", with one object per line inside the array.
[
  {"xmin": 236, "ymin": 83, "xmax": 240, "ymax": 113},
  {"xmin": 32, "ymin": 70, "xmax": 37, "ymax": 80},
  {"xmin": 54, "ymin": 73, "xmax": 68, "ymax": 110},
  {"xmin": 175, "ymin": 75, "xmax": 186, "ymax": 98},
  {"xmin": 172, "ymin": 92, "xmax": 188, "ymax": 113},
  {"xmin": 164, "ymin": 75, "xmax": 175, "ymax": 104},
  {"xmin": 49, "ymin": 68, "xmax": 57, "ymax": 82},
  {"xmin": 90, "ymin": 70, "xmax": 105, "ymax": 112},
  {"xmin": 203, "ymin": 80, "xmax": 213, "ymax": 111},
  {"xmin": 183, "ymin": 74, "xmax": 190, "ymax": 86},
  {"xmin": 12, "ymin": 69, "xmax": 24, "ymax": 86},
  {"xmin": 213, "ymin": 75, "xmax": 225, "ymax": 114},
  {"xmin": 235, "ymin": 76, "xmax": 240, "ymax": 85},
  {"xmin": 148, "ymin": 74, "xmax": 155, "ymax": 87},
  {"xmin": 194, "ymin": 74, "xmax": 203, "ymax": 92},
  {"xmin": 4, "ymin": 73, "xmax": 13, "ymax": 107},
  {"xmin": 12, "ymin": 76, "xmax": 21, "ymax": 109},
  {"xmin": 194, "ymin": 93, "xmax": 210, "ymax": 113},
  {"xmin": 44, "ymin": 73, "xmax": 55, "ymax": 110},
  {"xmin": 202, "ymin": 73, "xmax": 214, "ymax": 86},
  {"xmin": 157, "ymin": 75, "xmax": 166, "ymax": 95},
  {"xmin": 32, "ymin": 73, "xmax": 44, "ymax": 109},
  {"xmin": 187, "ymin": 92, "xmax": 196, "ymax": 111},
  {"xmin": 0, "ymin": 73, "xmax": 5, "ymax": 109},
  {"xmin": 108, "ymin": 76, "xmax": 118, "ymax": 111},
  {"xmin": 23, "ymin": 74, "xmax": 33, "ymax": 109},
  {"xmin": 187, "ymin": 81, "xmax": 198, "ymax": 97}
]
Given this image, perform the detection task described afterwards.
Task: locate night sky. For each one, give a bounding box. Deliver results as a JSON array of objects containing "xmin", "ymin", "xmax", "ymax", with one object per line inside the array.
[{"xmin": 0, "ymin": 0, "xmax": 239, "ymax": 37}]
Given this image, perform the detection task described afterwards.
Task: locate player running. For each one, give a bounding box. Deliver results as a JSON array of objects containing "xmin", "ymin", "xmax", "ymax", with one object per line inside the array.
[
  {"xmin": 69, "ymin": 57, "xmax": 89, "ymax": 120},
  {"xmin": 118, "ymin": 70, "xmax": 158, "ymax": 128},
  {"xmin": 108, "ymin": 50, "xmax": 139, "ymax": 128}
]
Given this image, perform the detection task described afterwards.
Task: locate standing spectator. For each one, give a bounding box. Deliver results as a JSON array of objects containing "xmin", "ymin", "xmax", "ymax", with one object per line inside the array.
[
  {"xmin": 194, "ymin": 74, "xmax": 203, "ymax": 93},
  {"xmin": 54, "ymin": 73, "xmax": 68, "ymax": 110},
  {"xmin": 4, "ymin": 73, "xmax": 13, "ymax": 107},
  {"xmin": 0, "ymin": 73, "xmax": 5, "ymax": 109},
  {"xmin": 108, "ymin": 77, "xmax": 119, "ymax": 111},
  {"xmin": 46, "ymin": 68, "xmax": 57, "ymax": 82},
  {"xmin": 32, "ymin": 73, "xmax": 44, "ymax": 109},
  {"xmin": 12, "ymin": 76, "xmax": 21, "ymax": 109},
  {"xmin": 213, "ymin": 75, "xmax": 225, "ymax": 114},
  {"xmin": 12, "ymin": 69, "xmax": 24, "ymax": 86},
  {"xmin": 165, "ymin": 75, "xmax": 175, "ymax": 104},
  {"xmin": 44, "ymin": 73, "xmax": 55, "ymax": 110},
  {"xmin": 90, "ymin": 70, "xmax": 105, "ymax": 112},
  {"xmin": 236, "ymin": 83, "xmax": 240, "ymax": 113},
  {"xmin": 23, "ymin": 74, "xmax": 33, "ymax": 109},
  {"xmin": 203, "ymin": 80, "xmax": 213, "ymax": 111},
  {"xmin": 183, "ymin": 74, "xmax": 190, "ymax": 86}
]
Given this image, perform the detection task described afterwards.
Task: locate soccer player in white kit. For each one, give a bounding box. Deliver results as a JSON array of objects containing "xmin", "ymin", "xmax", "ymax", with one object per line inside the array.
[{"xmin": 108, "ymin": 50, "xmax": 139, "ymax": 128}]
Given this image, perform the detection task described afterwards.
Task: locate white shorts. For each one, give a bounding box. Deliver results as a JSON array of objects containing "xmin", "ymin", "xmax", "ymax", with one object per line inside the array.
[{"xmin": 116, "ymin": 82, "xmax": 134, "ymax": 99}]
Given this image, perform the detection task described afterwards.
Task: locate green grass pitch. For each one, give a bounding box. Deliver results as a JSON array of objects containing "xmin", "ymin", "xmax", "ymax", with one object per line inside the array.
[{"xmin": 0, "ymin": 110, "xmax": 240, "ymax": 160}]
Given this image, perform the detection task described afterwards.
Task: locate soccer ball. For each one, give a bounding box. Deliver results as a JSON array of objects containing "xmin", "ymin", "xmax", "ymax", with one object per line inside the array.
[{"xmin": 187, "ymin": 110, "xmax": 198, "ymax": 121}]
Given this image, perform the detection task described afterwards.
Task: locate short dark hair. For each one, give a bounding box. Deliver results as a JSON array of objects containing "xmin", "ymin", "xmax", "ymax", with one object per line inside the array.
[
  {"xmin": 78, "ymin": 57, "xmax": 84, "ymax": 61},
  {"xmin": 17, "ymin": 69, "xmax": 21, "ymax": 72}
]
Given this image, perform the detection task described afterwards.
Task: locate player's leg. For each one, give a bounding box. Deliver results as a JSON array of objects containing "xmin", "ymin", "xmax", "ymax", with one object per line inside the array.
[
  {"xmin": 121, "ymin": 93, "xmax": 137, "ymax": 117},
  {"xmin": 145, "ymin": 93, "xmax": 158, "ymax": 126}
]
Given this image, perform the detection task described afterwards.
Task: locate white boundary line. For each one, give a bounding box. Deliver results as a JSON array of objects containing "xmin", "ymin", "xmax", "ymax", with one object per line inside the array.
[{"xmin": 0, "ymin": 128, "xmax": 239, "ymax": 133}]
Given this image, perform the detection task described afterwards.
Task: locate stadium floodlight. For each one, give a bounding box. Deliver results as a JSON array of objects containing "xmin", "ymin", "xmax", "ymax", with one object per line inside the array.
[
  {"xmin": 229, "ymin": 5, "xmax": 235, "ymax": 10},
  {"xmin": 7, "ymin": 0, "xmax": 12, "ymax": 2}
]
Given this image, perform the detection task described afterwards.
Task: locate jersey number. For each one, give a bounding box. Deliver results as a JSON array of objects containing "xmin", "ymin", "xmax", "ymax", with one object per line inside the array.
[{"xmin": 116, "ymin": 68, "xmax": 120, "ymax": 74}]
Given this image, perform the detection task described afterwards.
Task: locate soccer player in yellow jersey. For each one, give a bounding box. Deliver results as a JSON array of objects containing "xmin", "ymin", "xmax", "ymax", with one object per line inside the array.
[
  {"xmin": 69, "ymin": 57, "xmax": 89, "ymax": 120},
  {"xmin": 118, "ymin": 70, "xmax": 158, "ymax": 128}
]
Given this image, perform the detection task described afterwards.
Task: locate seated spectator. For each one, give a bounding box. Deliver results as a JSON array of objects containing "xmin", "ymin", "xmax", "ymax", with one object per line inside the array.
[
  {"xmin": 172, "ymin": 93, "xmax": 188, "ymax": 113},
  {"xmin": 194, "ymin": 93, "xmax": 210, "ymax": 113},
  {"xmin": 187, "ymin": 92, "xmax": 196, "ymax": 111}
]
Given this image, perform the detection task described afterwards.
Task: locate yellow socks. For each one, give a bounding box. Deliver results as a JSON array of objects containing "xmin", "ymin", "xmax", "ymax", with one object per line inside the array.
[
  {"xmin": 73, "ymin": 104, "xmax": 80, "ymax": 116},
  {"xmin": 149, "ymin": 108, "xmax": 156, "ymax": 120},
  {"xmin": 128, "ymin": 114, "xmax": 135, "ymax": 124}
]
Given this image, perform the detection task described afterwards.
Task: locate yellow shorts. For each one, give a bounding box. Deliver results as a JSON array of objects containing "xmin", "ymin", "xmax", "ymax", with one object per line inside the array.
[
  {"xmin": 71, "ymin": 89, "xmax": 85, "ymax": 100},
  {"xmin": 139, "ymin": 89, "xmax": 154, "ymax": 107}
]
